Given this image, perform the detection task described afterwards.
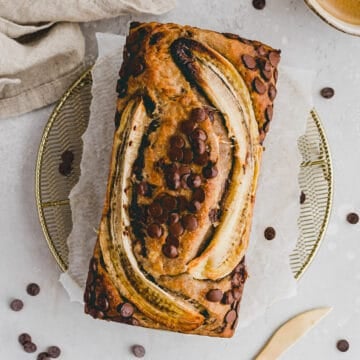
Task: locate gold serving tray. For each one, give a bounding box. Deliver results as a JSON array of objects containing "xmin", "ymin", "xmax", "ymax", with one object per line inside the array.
[{"xmin": 35, "ymin": 68, "xmax": 333, "ymax": 279}]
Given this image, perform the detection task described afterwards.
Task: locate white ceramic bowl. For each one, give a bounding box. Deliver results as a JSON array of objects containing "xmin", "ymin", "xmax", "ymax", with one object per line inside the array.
[{"xmin": 305, "ymin": 0, "xmax": 360, "ymax": 36}]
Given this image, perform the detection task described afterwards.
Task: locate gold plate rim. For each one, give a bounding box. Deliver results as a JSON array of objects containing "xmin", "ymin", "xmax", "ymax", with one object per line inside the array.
[{"xmin": 35, "ymin": 68, "xmax": 333, "ymax": 280}]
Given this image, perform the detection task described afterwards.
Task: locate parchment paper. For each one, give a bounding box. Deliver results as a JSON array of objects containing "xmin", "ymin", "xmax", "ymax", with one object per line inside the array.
[{"xmin": 60, "ymin": 32, "xmax": 314, "ymax": 328}]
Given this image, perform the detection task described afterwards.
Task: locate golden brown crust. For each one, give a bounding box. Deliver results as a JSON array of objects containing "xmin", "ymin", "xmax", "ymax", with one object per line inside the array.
[{"xmin": 84, "ymin": 22, "xmax": 280, "ymax": 337}]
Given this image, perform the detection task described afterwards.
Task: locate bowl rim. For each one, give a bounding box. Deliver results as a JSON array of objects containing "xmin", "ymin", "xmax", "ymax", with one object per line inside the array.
[{"xmin": 304, "ymin": 0, "xmax": 360, "ymax": 37}]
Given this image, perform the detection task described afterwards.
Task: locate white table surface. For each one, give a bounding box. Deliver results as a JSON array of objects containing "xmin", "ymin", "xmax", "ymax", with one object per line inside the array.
[{"xmin": 1, "ymin": 1, "xmax": 360, "ymax": 359}]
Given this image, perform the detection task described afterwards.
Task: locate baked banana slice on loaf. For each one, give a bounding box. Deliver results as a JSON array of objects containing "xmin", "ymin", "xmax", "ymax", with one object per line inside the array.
[{"xmin": 84, "ymin": 22, "xmax": 280, "ymax": 337}]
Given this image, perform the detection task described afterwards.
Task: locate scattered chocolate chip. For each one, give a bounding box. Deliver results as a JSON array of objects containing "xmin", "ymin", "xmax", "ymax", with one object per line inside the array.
[
  {"xmin": 187, "ymin": 174, "xmax": 202, "ymax": 188},
  {"xmin": 181, "ymin": 174, "xmax": 190, "ymax": 189},
  {"xmin": 336, "ymin": 339, "xmax": 349, "ymax": 352},
  {"xmin": 264, "ymin": 226, "xmax": 276, "ymax": 240},
  {"xmin": 119, "ymin": 302, "xmax": 135, "ymax": 318},
  {"xmin": 206, "ymin": 289, "xmax": 223, "ymax": 302},
  {"xmin": 300, "ymin": 191, "xmax": 306, "ymax": 204},
  {"xmin": 181, "ymin": 120, "xmax": 197, "ymax": 135},
  {"xmin": 257, "ymin": 58, "xmax": 271, "ymax": 72},
  {"xmin": 168, "ymin": 147, "xmax": 183, "ymax": 162},
  {"xmin": 137, "ymin": 182, "xmax": 149, "ymax": 196},
  {"xmin": 182, "ymin": 214, "xmax": 198, "ymax": 231},
  {"xmin": 177, "ymin": 196, "xmax": 188, "ymax": 212},
  {"xmin": 274, "ymin": 68, "xmax": 278, "ymax": 83},
  {"xmin": 188, "ymin": 200, "xmax": 201, "ymax": 213},
  {"xmin": 47, "ymin": 345, "xmax": 61, "ymax": 358},
  {"xmin": 253, "ymin": 77, "xmax": 266, "ymax": 94},
  {"xmin": 231, "ymin": 272, "xmax": 243, "ymax": 287},
  {"xmin": 24, "ymin": 342, "xmax": 37, "ymax": 353},
  {"xmin": 10, "ymin": 299, "xmax": 24, "ymax": 311},
  {"xmin": 179, "ymin": 165, "xmax": 191, "ymax": 176},
  {"xmin": 204, "ymin": 106, "xmax": 216, "ymax": 122},
  {"xmin": 96, "ymin": 293, "xmax": 109, "ymax": 312},
  {"xmin": 26, "ymin": 283, "xmax": 40, "ymax": 296},
  {"xmin": 168, "ymin": 222, "xmax": 184, "ymax": 237},
  {"xmin": 222, "ymin": 32, "xmax": 239, "ymax": 40},
  {"xmin": 222, "ymin": 290, "xmax": 235, "ymax": 305},
  {"xmin": 37, "ymin": 352, "xmax": 50, "ymax": 360},
  {"xmin": 203, "ymin": 164, "xmax": 218, "ymax": 179},
  {"xmin": 232, "ymin": 287, "xmax": 243, "ymax": 300},
  {"xmin": 192, "ymin": 188, "xmax": 205, "ymax": 203},
  {"xmin": 242, "ymin": 54, "xmax": 257, "ymax": 69},
  {"xmin": 149, "ymin": 32, "xmax": 164, "ymax": 45},
  {"xmin": 170, "ymin": 135, "xmax": 185, "ymax": 149},
  {"xmin": 194, "ymin": 152, "xmax": 209, "ymax": 166},
  {"xmin": 147, "ymin": 223, "xmax": 163, "ymax": 238},
  {"xmin": 161, "ymin": 195, "xmax": 178, "ymax": 211},
  {"xmin": 182, "ymin": 148, "xmax": 193, "ymax": 164},
  {"xmin": 190, "ymin": 107, "xmax": 207, "ymax": 123},
  {"xmin": 19, "ymin": 333, "xmax": 31, "ymax": 345},
  {"xmin": 156, "ymin": 211, "xmax": 169, "ymax": 224},
  {"xmin": 132, "ymin": 344, "xmax": 146, "ymax": 358},
  {"xmin": 261, "ymin": 69, "xmax": 272, "ymax": 81},
  {"xmin": 252, "ymin": 0, "xmax": 266, "ymax": 9},
  {"xmin": 192, "ymin": 139, "xmax": 206, "ymax": 155},
  {"xmin": 148, "ymin": 202, "xmax": 163, "ymax": 218},
  {"xmin": 320, "ymin": 87, "xmax": 335, "ymax": 99},
  {"xmin": 225, "ymin": 309, "xmax": 237, "ymax": 324},
  {"xmin": 209, "ymin": 208, "xmax": 219, "ymax": 223},
  {"xmin": 268, "ymin": 51, "xmax": 281, "ymax": 66},
  {"xmin": 190, "ymin": 128, "xmax": 207, "ymax": 142},
  {"xmin": 162, "ymin": 243, "xmax": 179, "ymax": 258},
  {"xmin": 346, "ymin": 212, "xmax": 359, "ymax": 224},
  {"xmin": 268, "ymin": 84, "xmax": 277, "ymax": 100},
  {"xmin": 132, "ymin": 60, "xmax": 145, "ymax": 77},
  {"xmin": 166, "ymin": 234, "xmax": 180, "ymax": 247},
  {"xmin": 265, "ymin": 105, "xmax": 273, "ymax": 122},
  {"xmin": 168, "ymin": 213, "xmax": 180, "ymax": 225}
]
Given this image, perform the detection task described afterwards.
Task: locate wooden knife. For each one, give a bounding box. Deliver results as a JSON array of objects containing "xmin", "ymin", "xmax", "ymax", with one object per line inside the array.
[{"xmin": 254, "ymin": 307, "xmax": 332, "ymax": 360}]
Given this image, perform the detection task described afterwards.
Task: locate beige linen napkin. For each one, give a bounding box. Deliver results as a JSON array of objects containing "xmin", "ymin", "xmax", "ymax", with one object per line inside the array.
[{"xmin": 0, "ymin": 0, "xmax": 175, "ymax": 119}]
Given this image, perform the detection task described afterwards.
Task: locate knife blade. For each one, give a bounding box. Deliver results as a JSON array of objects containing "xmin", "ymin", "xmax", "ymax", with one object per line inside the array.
[{"xmin": 254, "ymin": 307, "xmax": 332, "ymax": 360}]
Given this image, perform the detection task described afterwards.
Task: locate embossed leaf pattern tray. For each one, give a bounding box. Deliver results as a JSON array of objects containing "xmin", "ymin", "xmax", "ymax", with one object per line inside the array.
[{"xmin": 35, "ymin": 68, "xmax": 333, "ymax": 279}]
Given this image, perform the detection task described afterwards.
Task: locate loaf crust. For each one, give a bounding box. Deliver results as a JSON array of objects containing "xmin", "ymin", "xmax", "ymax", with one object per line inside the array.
[{"xmin": 84, "ymin": 22, "xmax": 280, "ymax": 337}]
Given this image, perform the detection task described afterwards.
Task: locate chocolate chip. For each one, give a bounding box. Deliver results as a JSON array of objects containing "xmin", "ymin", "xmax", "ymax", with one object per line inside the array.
[
  {"xmin": 187, "ymin": 174, "xmax": 202, "ymax": 188},
  {"xmin": 166, "ymin": 234, "xmax": 180, "ymax": 247},
  {"xmin": 256, "ymin": 45, "xmax": 267, "ymax": 56},
  {"xmin": 320, "ymin": 87, "xmax": 335, "ymax": 99},
  {"xmin": 274, "ymin": 68, "xmax": 278, "ymax": 83},
  {"xmin": 222, "ymin": 32, "xmax": 239, "ymax": 40},
  {"xmin": 179, "ymin": 165, "xmax": 191, "ymax": 176},
  {"xmin": 253, "ymin": 77, "xmax": 266, "ymax": 94},
  {"xmin": 336, "ymin": 339, "xmax": 349, "ymax": 352},
  {"xmin": 181, "ymin": 174, "xmax": 190, "ymax": 189},
  {"xmin": 181, "ymin": 120, "xmax": 197, "ymax": 135},
  {"xmin": 222, "ymin": 290, "xmax": 234, "ymax": 305},
  {"xmin": 190, "ymin": 128, "xmax": 207, "ymax": 142},
  {"xmin": 182, "ymin": 148, "xmax": 193, "ymax": 164},
  {"xmin": 168, "ymin": 213, "xmax": 180, "ymax": 225},
  {"xmin": 47, "ymin": 346, "xmax": 61, "ymax": 358},
  {"xmin": 264, "ymin": 226, "xmax": 276, "ymax": 240},
  {"xmin": 24, "ymin": 342, "xmax": 37, "ymax": 353},
  {"xmin": 147, "ymin": 223, "xmax": 163, "ymax": 238},
  {"xmin": 265, "ymin": 105, "xmax": 273, "ymax": 122},
  {"xmin": 161, "ymin": 195, "xmax": 178, "ymax": 211},
  {"xmin": 177, "ymin": 196, "xmax": 188, "ymax": 212},
  {"xmin": 149, "ymin": 32, "xmax": 164, "ymax": 45},
  {"xmin": 168, "ymin": 147, "xmax": 183, "ymax": 162},
  {"xmin": 26, "ymin": 283, "xmax": 40, "ymax": 296},
  {"xmin": 231, "ymin": 272, "xmax": 243, "ymax": 287},
  {"xmin": 206, "ymin": 289, "xmax": 223, "ymax": 302},
  {"xmin": 148, "ymin": 202, "xmax": 163, "ymax": 218},
  {"xmin": 225, "ymin": 309, "xmax": 237, "ymax": 324},
  {"xmin": 268, "ymin": 51, "xmax": 280, "ymax": 66},
  {"xmin": 261, "ymin": 69, "xmax": 272, "ymax": 81},
  {"xmin": 96, "ymin": 293, "xmax": 109, "ymax": 312},
  {"xmin": 257, "ymin": 58, "xmax": 271, "ymax": 72},
  {"xmin": 156, "ymin": 211, "xmax": 169, "ymax": 224},
  {"xmin": 252, "ymin": 0, "xmax": 266, "ymax": 9},
  {"xmin": 162, "ymin": 243, "xmax": 179, "ymax": 258},
  {"xmin": 90, "ymin": 258, "xmax": 97, "ymax": 272},
  {"xmin": 137, "ymin": 181, "xmax": 149, "ymax": 196},
  {"xmin": 194, "ymin": 152, "xmax": 209, "ymax": 166},
  {"xmin": 203, "ymin": 164, "xmax": 218, "ymax": 179},
  {"xmin": 268, "ymin": 84, "xmax": 277, "ymax": 100},
  {"xmin": 132, "ymin": 344, "xmax": 146, "ymax": 358},
  {"xmin": 19, "ymin": 333, "xmax": 31, "ymax": 345},
  {"xmin": 346, "ymin": 212, "xmax": 359, "ymax": 224},
  {"xmin": 300, "ymin": 191, "xmax": 306, "ymax": 204},
  {"xmin": 182, "ymin": 214, "xmax": 198, "ymax": 231},
  {"xmin": 10, "ymin": 299, "xmax": 23, "ymax": 311},
  {"xmin": 168, "ymin": 222, "xmax": 184, "ymax": 237},
  {"xmin": 37, "ymin": 352, "xmax": 50, "ymax": 360},
  {"xmin": 190, "ymin": 107, "xmax": 206, "ymax": 123},
  {"xmin": 188, "ymin": 200, "xmax": 201, "ymax": 213},
  {"xmin": 170, "ymin": 135, "xmax": 185, "ymax": 149},
  {"xmin": 192, "ymin": 188, "xmax": 205, "ymax": 203},
  {"xmin": 209, "ymin": 208, "xmax": 219, "ymax": 223},
  {"xmin": 192, "ymin": 139, "xmax": 206, "ymax": 155},
  {"xmin": 119, "ymin": 302, "xmax": 135, "ymax": 318},
  {"xmin": 242, "ymin": 54, "xmax": 257, "ymax": 69},
  {"xmin": 232, "ymin": 287, "xmax": 243, "ymax": 300},
  {"xmin": 132, "ymin": 60, "xmax": 145, "ymax": 77}
]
